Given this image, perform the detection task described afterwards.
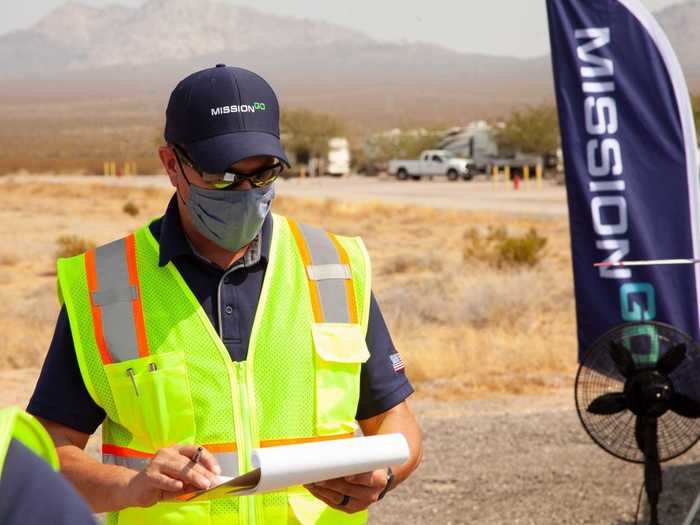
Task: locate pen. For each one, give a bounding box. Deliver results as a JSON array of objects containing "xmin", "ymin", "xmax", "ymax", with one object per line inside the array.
[
  {"xmin": 191, "ymin": 446, "xmax": 203, "ymax": 465},
  {"xmin": 126, "ymin": 368, "xmax": 139, "ymax": 397}
]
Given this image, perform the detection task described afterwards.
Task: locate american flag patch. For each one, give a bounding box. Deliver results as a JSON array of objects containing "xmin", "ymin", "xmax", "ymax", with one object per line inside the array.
[{"xmin": 389, "ymin": 353, "xmax": 405, "ymax": 373}]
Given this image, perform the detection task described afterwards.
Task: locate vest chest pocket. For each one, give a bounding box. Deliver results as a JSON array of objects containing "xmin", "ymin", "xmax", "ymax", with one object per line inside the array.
[
  {"xmin": 104, "ymin": 350, "xmax": 196, "ymax": 451},
  {"xmin": 311, "ymin": 323, "xmax": 370, "ymax": 436}
]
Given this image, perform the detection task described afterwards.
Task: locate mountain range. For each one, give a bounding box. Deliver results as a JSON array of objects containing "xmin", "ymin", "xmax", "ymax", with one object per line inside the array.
[
  {"xmin": 0, "ymin": 0, "xmax": 559, "ymax": 127},
  {"xmin": 0, "ymin": 0, "xmax": 699, "ymax": 173},
  {"xmin": 3, "ymin": 0, "xmax": 699, "ymax": 124}
]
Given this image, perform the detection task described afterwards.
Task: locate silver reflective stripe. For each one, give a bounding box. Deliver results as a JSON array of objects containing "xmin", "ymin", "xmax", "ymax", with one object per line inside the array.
[
  {"xmin": 92, "ymin": 286, "xmax": 138, "ymax": 306},
  {"xmin": 93, "ymin": 238, "xmax": 140, "ymax": 362},
  {"xmin": 306, "ymin": 264, "xmax": 351, "ymax": 281},
  {"xmin": 298, "ymin": 224, "xmax": 351, "ymax": 323},
  {"xmin": 103, "ymin": 454, "xmax": 149, "ymax": 471},
  {"xmin": 214, "ymin": 452, "xmax": 239, "ymax": 477},
  {"xmin": 103, "ymin": 451, "xmax": 240, "ymax": 477}
]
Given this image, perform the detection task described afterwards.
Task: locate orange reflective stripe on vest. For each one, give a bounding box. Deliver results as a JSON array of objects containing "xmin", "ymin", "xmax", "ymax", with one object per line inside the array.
[
  {"xmin": 327, "ymin": 232, "xmax": 359, "ymax": 324},
  {"xmin": 85, "ymin": 234, "xmax": 149, "ymax": 363},
  {"xmin": 102, "ymin": 433, "xmax": 354, "ymax": 475}
]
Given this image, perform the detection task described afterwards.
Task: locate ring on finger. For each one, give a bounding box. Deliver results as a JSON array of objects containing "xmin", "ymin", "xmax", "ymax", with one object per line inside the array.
[{"xmin": 339, "ymin": 494, "xmax": 351, "ymax": 507}]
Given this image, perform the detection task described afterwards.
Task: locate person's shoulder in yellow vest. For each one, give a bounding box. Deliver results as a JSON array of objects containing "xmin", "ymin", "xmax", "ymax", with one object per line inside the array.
[
  {"xmin": 0, "ymin": 408, "xmax": 96, "ymax": 525},
  {"xmin": 32, "ymin": 65, "xmax": 423, "ymax": 525}
]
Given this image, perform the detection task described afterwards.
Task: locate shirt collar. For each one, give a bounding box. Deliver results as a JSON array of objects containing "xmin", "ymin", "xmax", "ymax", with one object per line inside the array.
[{"xmin": 157, "ymin": 194, "xmax": 271, "ymax": 268}]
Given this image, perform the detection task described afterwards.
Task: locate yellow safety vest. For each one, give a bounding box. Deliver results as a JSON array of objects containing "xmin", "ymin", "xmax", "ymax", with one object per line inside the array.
[
  {"xmin": 0, "ymin": 407, "xmax": 60, "ymax": 478},
  {"xmin": 57, "ymin": 213, "xmax": 372, "ymax": 525}
]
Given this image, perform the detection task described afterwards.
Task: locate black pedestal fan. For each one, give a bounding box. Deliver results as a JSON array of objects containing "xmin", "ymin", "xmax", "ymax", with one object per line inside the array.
[{"xmin": 575, "ymin": 321, "xmax": 700, "ymax": 524}]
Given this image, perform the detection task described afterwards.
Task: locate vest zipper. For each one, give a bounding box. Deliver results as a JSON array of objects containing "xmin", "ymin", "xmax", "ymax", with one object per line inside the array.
[
  {"xmin": 235, "ymin": 361, "xmax": 257, "ymax": 525},
  {"xmin": 215, "ymin": 265, "xmax": 257, "ymax": 524}
]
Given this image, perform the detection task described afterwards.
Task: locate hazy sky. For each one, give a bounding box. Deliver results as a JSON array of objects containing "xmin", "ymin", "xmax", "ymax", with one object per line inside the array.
[{"xmin": 0, "ymin": 0, "xmax": 689, "ymax": 58}]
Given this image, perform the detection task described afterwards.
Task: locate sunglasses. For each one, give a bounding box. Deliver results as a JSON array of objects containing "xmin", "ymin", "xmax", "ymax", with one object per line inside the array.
[{"xmin": 172, "ymin": 144, "xmax": 284, "ymax": 189}]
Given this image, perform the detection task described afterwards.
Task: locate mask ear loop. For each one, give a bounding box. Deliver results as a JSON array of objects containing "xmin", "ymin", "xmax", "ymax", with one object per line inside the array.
[{"xmin": 173, "ymin": 147, "xmax": 193, "ymax": 207}]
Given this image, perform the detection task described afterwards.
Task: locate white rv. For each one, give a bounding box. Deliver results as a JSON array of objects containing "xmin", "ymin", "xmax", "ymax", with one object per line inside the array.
[{"xmin": 326, "ymin": 137, "xmax": 351, "ymax": 177}]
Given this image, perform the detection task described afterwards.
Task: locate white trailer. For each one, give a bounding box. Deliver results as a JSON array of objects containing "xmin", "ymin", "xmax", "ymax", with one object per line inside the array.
[{"xmin": 326, "ymin": 137, "xmax": 351, "ymax": 177}]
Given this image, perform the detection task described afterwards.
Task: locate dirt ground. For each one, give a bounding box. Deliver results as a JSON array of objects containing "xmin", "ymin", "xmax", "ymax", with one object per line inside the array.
[{"xmin": 380, "ymin": 393, "xmax": 700, "ymax": 525}]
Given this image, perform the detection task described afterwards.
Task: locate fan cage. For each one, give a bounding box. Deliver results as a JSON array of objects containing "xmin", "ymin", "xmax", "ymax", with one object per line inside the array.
[{"xmin": 575, "ymin": 321, "xmax": 700, "ymax": 463}]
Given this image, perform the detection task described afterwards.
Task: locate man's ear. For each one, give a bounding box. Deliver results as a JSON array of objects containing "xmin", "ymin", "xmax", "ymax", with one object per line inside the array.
[{"xmin": 158, "ymin": 145, "xmax": 179, "ymax": 188}]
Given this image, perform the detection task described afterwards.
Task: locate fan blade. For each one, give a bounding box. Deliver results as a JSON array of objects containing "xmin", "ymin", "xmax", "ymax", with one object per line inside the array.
[
  {"xmin": 587, "ymin": 392, "xmax": 627, "ymax": 415},
  {"xmin": 609, "ymin": 341, "xmax": 635, "ymax": 378},
  {"xmin": 669, "ymin": 392, "xmax": 700, "ymax": 418},
  {"xmin": 656, "ymin": 343, "xmax": 687, "ymax": 375}
]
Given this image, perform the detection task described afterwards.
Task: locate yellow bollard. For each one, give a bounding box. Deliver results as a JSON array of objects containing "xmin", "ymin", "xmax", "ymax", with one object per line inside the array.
[
  {"xmin": 504, "ymin": 165, "xmax": 511, "ymax": 186},
  {"xmin": 300, "ymin": 167, "xmax": 306, "ymax": 178},
  {"xmin": 491, "ymin": 165, "xmax": 498, "ymax": 187},
  {"xmin": 103, "ymin": 162, "xmax": 109, "ymax": 177},
  {"xmin": 536, "ymin": 163, "xmax": 543, "ymax": 189},
  {"xmin": 523, "ymin": 165, "xmax": 530, "ymax": 189},
  {"xmin": 111, "ymin": 161, "xmax": 117, "ymax": 177}
]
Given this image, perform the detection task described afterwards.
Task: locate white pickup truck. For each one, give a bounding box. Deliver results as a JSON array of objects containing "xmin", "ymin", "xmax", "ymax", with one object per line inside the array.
[{"xmin": 388, "ymin": 150, "xmax": 475, "ymax": 181}]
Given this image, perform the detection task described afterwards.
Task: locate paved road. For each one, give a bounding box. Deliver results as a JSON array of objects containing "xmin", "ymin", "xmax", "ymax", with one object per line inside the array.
[{"xmin": 1, "ymin": 174, "xmax": 568, "ymax": 217}]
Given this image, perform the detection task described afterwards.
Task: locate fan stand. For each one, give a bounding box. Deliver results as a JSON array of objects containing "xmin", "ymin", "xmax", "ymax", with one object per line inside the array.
[
  {"xmin": 682, "ymin": 492, "xmax": 700, "ymax": 525},
  {"xmin": 639, "ymin": 417, "xmax": 662, "ymax": 525}
]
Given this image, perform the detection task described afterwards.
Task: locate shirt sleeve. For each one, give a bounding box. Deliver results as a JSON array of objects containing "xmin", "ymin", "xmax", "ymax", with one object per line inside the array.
[
  {"xmin": 27, "ymin": 306, "xmax": 106, "ymax": 434},
  {"xmin": 0, "ymin": 439, "xmax": 97, "ymax": 525},
  {"xmin": 356, "ymin": 292, "xmax": 414, "ymax": 420}
]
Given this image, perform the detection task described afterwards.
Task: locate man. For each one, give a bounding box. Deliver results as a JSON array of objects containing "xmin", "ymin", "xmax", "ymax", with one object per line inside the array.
[
  {"xmin": 27, "ymin": 64, "xmax": 422, "ymax": 524},
  {"xmin": 0, "ymin": 407, "xmax": 96, "ymax": 524}
]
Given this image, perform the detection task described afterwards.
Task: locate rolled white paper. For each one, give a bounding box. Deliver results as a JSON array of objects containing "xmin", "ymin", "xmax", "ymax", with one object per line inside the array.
[
  {"xmin": 184, "ymin": 433, "xmax": 410, "ymax": 500},
  {"xmin": 240, "ymin": 433, "xmax": 410, "ymax": 495}
]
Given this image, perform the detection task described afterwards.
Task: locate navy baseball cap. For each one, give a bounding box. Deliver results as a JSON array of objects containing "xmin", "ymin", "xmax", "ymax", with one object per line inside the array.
[{"xmin": 164, "ymin": 64, "xmax": 289, "ymax": 172}]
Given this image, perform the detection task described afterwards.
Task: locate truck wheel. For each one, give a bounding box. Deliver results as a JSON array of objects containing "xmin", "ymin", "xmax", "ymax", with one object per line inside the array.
[
  {"xmin": 447, "ymin": 169, "xmax": 459, "ymax": 181},
  {"xmin": 396, "ymin": 168, "xmax": 408, "ymax": 181}
]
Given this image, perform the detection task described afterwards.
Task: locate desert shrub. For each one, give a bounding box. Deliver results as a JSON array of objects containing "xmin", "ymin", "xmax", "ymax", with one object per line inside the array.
[
  {"xmin": 497, "ymin": 228, "xmax": 547, "ymax": 267},
  {"xmin": 56, "ymin": 235, "xmax": 96, "ymax": 259},
  {"xmin": 379, "ymin": 269, "xmax": 555, "ymax": 328},
  {"xmin": 123, "ymin": 201, "xmax": 139, "ymax": 216},
  {"xmin": 463, "ymin": 226, "xmax": 506, "ymax": 265},
  {"xmin": 381, "ymin": 253, "xmax": 444, "ymax": 275},
  {"xmin": 463, "ymin": 226, "xmax": 547, "ymax": 268}
]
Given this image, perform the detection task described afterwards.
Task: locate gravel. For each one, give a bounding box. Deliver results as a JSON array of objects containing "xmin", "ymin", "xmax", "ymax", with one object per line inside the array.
[{"xmin": 373, "ymin": 391, "xmax": 700, "ymax": 525}]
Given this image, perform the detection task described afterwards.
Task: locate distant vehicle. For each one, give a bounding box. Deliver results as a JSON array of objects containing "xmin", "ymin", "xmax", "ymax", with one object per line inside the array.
[
  {"xmin": 388, "ymin": 150, "xmax": 476, "ymax": 181},
  {"xmin": 484, "ymin": 153, "xmax": 542, "ymax": 175},
  {"xmin": 440, "ymin": 122, "xmax": 498, "ymax": 173},
  {"xmin": 440, "ymin": 122, "xmax": 544, "ymax": 175},
  {"xmin": 326, "ymin": 137, "xmax": 351, "ymax": 177}
]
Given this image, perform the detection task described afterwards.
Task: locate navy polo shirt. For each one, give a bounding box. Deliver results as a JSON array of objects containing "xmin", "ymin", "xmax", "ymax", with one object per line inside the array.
[
  {"xmin": 28, "ymin": 195, "xmax": 413, "ymax": 434},
  {"xmin": 0, "ymin": 439, "xmax": 96, "ymax": 525}
]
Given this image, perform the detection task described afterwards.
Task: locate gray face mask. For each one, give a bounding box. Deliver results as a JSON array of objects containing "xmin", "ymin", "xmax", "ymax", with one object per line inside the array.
[{"xmin": 180, "ymin": 179, "xmax": 275, "ymax": 252}]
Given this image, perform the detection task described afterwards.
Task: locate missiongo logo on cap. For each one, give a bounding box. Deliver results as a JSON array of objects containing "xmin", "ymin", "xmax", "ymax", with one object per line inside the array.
[{"xmin": 210, "ymin": 102, "xmax": 266, "ymax": 116}]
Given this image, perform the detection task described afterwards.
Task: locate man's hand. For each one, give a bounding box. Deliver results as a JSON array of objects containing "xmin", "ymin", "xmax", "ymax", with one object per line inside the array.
[
  {"xmin": 304, "ymin": 469, "xmax": 388, "ymax": 514},
  {"xmin": 127, "ymin": 445, "xmax": 221, "ymax": 508}
]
